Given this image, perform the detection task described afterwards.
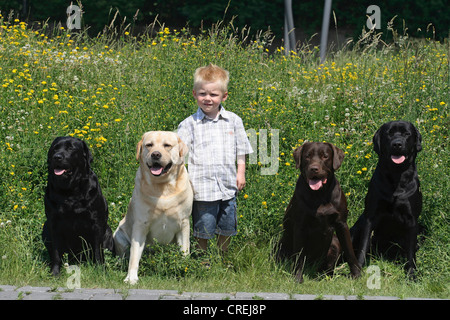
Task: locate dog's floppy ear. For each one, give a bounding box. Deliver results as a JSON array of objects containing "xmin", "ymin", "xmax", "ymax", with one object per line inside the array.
[
  {"xmin": 414, "ymin": 124, "xmax": 422, "ymax": 153},
  {"xmin": 330, "ymin": 144, "xmax": 344, "ymax": 171},
  {"xmin": 177, "ymin": 136, "xmax": 189, "ymax": 158},
  {"xmin": 80, "ymin": 139, "xmax": 93, "ymax": 169},
  {"xmin": 372, "ymin": 125, "xmax": 383, "ymax": 155},
  {"xmin": 136, "ymin": 136, "xmax": 144, "ymax": 161},
  {"xmin": 293, "ymin": 145, "xmax": 304, "ymax": 169}
]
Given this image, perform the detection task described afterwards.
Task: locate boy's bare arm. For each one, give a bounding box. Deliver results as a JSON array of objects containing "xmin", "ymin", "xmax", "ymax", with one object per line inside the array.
[{"xmin": 237, "ymin": 155, "xmax": 246, "ymax": 191}]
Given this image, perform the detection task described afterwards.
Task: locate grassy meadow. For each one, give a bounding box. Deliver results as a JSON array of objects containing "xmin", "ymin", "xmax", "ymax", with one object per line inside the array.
[{"xmin": 0, "ymin": 14, "xmax": 448, "ymax": 298}]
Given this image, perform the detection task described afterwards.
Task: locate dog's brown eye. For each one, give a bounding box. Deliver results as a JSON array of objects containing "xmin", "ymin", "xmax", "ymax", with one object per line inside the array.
[
  {"xmin": 164, "ymin": 144, "xmax": 171, "ymax": 148},
  {"xmin": 146, "ymin": 143, "xmax": 153, "ymax": 148}
]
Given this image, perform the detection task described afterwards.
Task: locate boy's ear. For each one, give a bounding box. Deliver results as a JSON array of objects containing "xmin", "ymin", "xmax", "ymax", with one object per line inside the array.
[
  {"xmin": 222, "ymin": 91, "xmax": 228, "ymax": 101},
  {"xmin": 192, "ymin": 90, "xmax": 197, "ymax": 98}
]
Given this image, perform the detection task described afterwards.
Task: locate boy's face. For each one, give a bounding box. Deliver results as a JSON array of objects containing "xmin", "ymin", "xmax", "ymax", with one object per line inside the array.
[{"xmin": 193, "ymin": 81, "xmax": 228, "ymax": 118}]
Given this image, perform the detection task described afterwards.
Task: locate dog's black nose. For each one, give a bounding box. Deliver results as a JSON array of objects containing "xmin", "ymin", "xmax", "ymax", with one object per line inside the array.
[
  {"xmin": 151, "ymin": 151, "xmax": 161, "ymax": 160},
  {"xmin": 53, "ymin": 153, "xmax": 64, "ymax": 161},
  {"xmin": 309, "ymin": 165, "xmax": 320, "ymax": 173},
  {"xmin": 392, "ymin": 141, "xmax": 403, "ymax": 150}
]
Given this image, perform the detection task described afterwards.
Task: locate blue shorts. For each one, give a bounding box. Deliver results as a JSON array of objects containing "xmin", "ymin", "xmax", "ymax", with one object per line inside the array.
[{"xmin": 192, "ymin": 197, "xmax": 237, "ymax": 239}]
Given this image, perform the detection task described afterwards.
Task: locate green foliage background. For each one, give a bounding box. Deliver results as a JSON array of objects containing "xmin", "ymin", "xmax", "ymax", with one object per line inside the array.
[
  {"xmin": 0, "ymin": 11, "xmax": 448, "ymax": 298},
  {"xmin": 0, "ymin": 0, "xmax": 448, "ymax": 39}
]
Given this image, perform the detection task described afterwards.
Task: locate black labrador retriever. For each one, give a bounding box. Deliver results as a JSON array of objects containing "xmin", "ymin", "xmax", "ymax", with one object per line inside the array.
[
  {"xmin": 276, "ymin": 142, "xmax": 361, "ymax": 282},
  {"xmin": 351, "ymin": 121, "xmax": 422, "ymax": 279},
  {"xmin": 42, "ymin": 136, "xmax": 114, "ymax": 276}
]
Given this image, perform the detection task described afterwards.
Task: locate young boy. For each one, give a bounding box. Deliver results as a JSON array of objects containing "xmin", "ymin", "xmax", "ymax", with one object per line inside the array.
[{"xmin": 177, "ymin": 64, "xmax": 253, "ymax": 257}]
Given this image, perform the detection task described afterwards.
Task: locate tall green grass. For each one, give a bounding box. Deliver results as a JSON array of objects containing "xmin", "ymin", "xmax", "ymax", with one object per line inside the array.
[{"xmin": 0, "ymin": 14, "xmax": 448, "ymax": 298}]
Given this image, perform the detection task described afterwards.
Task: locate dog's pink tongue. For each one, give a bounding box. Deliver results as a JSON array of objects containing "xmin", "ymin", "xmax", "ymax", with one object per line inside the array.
[
  {"xmin": 309, "ymin": 179, "xmax": 323, "ymax": 190},
  {"xmin": 151, "ymin": 166, "xmax": 163, "ymax": 175},
  {"xmin": 391, "ymin": 155, "xmax": 406, "ymax": 164},
  {"xmin": 54, "ymin": 169, "xmax": 66, "ymax": 176}
]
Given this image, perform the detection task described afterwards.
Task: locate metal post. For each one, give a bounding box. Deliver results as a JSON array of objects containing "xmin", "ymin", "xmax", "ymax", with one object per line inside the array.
[
  {"xmin": 320, "ymin": 0, "xmax": 332, "ymax": 63},
  {"xmin": 284, "ymin": 18, "xmax": 290, "ymax": 54},
  {"xmin": 284, "ymin": 0, "xmax": 295, "ymax": 55},
  {"xmin": 22, "ymin": 0, "xmax": 28, "ymax": 17}
]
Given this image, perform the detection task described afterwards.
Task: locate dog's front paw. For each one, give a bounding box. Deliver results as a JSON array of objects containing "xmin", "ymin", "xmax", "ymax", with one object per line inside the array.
[
  {"xmin": 124, "ymin": 273, "xmax": 139, "ymax": 285},
  {"xmin": 51, "ymin": 264, "xmax": 61, "ymax": 277},
  {"xmin": 351, "ymin": 267, "xmax": 361, "ymax": 279}
]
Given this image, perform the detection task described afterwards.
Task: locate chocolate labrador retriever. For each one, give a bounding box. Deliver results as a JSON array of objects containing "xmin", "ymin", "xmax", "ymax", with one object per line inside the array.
[
  {"xmin": 276, "ymin": 142, "xmax": 360, "ymax": 282},
  {"xmin": 351, "ymin": 121, "xmax": 422, "ymax": 279}
]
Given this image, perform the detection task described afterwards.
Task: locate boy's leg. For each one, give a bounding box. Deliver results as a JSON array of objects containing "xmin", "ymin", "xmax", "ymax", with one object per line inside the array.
[
  {"xmin": 192, "ymin": 200, "xmax": 219, "ymax": 254},
  {"xmin": 218, "ymin": 235, "xmax": 233, "ymax": 268},
  {"xmin": 194, "ymin": 237, "xmax": 210, "ymax": 268},
  {"xmin": 217, "ymin": 235, "xmax": 231, "ymax": 252},
  {"xmin": 196, "ymin": 237, "xmax": 208, "ymax": 251},
  {"xmin": 216, "ymin": 197, "xmax": 237, "ymax": 254}
]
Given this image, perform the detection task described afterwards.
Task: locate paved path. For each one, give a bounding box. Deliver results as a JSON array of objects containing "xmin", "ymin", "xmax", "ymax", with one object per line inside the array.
[{"xmin": 0, "ymin": 284, "xmax": 444, "ymax": 300}]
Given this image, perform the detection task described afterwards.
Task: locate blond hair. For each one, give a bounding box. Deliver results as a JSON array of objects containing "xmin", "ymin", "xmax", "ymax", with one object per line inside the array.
[{"xmin": 193, "ymin": 63, "xmax": 229, "ymax": 93}]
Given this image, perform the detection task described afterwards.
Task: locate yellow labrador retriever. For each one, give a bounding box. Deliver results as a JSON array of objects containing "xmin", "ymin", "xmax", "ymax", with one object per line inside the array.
[{"xmin": 113, "ymin": 131, "xmax": 193, "ymax": 284}]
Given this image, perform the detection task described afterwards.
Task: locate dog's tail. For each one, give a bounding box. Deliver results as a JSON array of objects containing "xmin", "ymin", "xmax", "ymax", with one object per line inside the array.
[
  {"xmin": 103, "ymin": 225, "xmax": 115, "ymax": 255},
  {"xmin": 349, "ymin": 215, "xmax": 365, "ymax": 258}
]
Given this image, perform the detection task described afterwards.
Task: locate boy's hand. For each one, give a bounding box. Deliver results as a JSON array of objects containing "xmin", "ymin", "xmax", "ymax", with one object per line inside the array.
[
  {"xmin": 236, "ymin": 170, "xmax": 246, "ymax": 191},
  {"xmin": 237, "ymin": 155, "xmax": 246, "ymax": 191}
]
